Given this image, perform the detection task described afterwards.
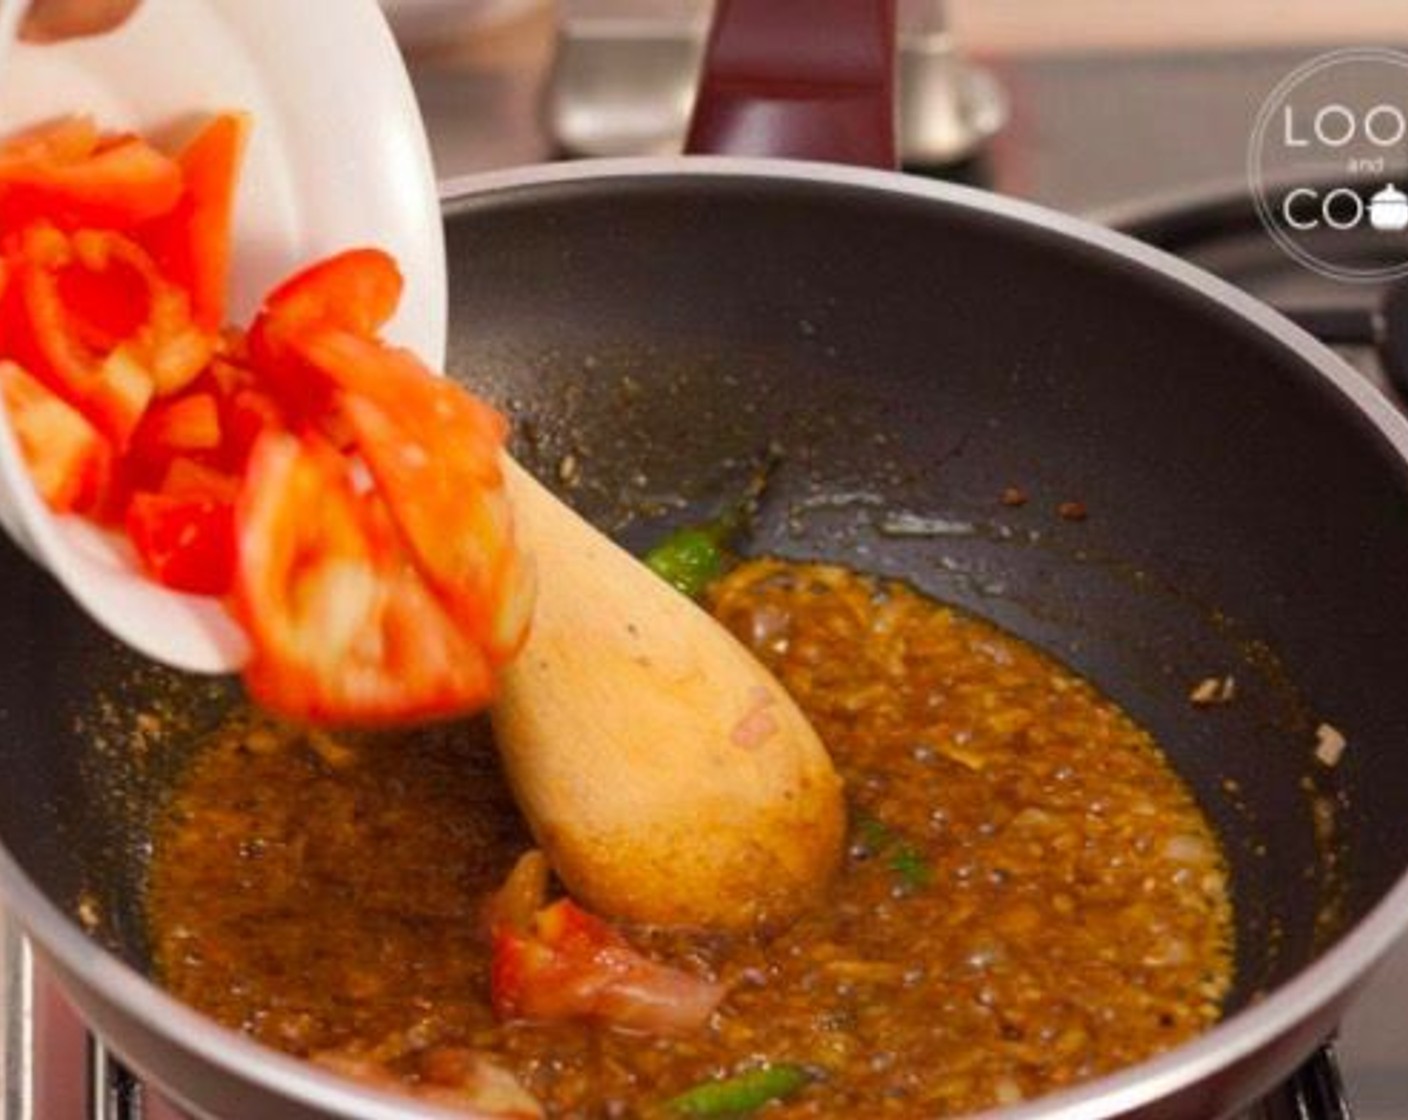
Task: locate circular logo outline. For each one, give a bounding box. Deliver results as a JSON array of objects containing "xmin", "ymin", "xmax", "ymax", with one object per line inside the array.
[{"xmin": 1247, "ymin": 46, "xmax": 1408, "ymax": 284}]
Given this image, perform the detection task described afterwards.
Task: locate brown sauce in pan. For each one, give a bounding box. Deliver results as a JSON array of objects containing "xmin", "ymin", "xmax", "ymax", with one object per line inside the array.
[{"xmin": 146, "ymin": 558, "xmax": 1233, "ymax": 1117}]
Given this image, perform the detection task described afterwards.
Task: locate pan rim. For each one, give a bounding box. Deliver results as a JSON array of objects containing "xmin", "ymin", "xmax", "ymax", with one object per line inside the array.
[{"xmin": 3, "ymin": 154, "xmax": 1407, "ymax": 1120}]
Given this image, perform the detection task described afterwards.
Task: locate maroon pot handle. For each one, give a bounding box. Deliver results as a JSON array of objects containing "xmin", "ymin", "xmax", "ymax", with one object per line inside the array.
[{"xmin": 684, "ymin": 0, "xmax": 898, "ymax": 169}]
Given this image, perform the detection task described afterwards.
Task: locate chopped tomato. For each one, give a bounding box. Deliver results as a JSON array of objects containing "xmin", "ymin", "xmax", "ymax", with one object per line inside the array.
[
  {"xmin": 0, "ymin": 257, "xmax": 10, "ymax": 345},
  {"xmin": 6, "ymin": 226, "xmax": 155, "ymax": 444},
  {"xmin": 199, "ymin": 355, "xmax": 286, "ymax": 471},
  {"xmin": 54, "ymin": 236, "xmax": 149, "ymax": 349},
  {"xmin": 256, "ymin": 246, "xmax": 402, "ymax": 337},
  {"xmin": 126, "ymin": 490, "xmax": 236, "ymax": 595},
  {"xmin": 66, "ymin": 229, "xmax": 215, "ymax": 397},
  {"xmin": 0, "ymin": 117, "xmax": 100, "ymax": 168},
  {"xmin": 0, "ymin": 130, "xmax": 182, "ymax": 230},
  {"xmin": 135, "ymin": 390, "xmax": 221, "ymax": 455},
  {"xmin": 127, "ymin": 389, "xmax": 220, "ymax": 482},
  {"xmin": 220, "ymin": 385, "xmax": 283, "ymax": 469},
  {"xmin": 0, "ymin": 110, "xmax": 531, "ymax": 728},
  {"xmin": 490, "ymin": 899, "xmax": 725, "ymax": 1037},
  {"xmin": 292, "ymin": 326, "xmax": 530, "ymax": 660},
  {"xmin": 0, "ymin": 361, "xmax": 110, "ymax": 512},
  {"xmin": 246, "ymin": 248, "xmax": 403, "ymax": 424},
  {"xmin": 140, "ymin": 112, "xmax": 250, "ymax": 331},
  {"xmin": 159, "ymin": 455, "xmax": 241, "ymax": 503},
  {"xmin": 5, "ymin": 225, "xmax": 214, "ymax": 443},
  {"xmin": 232, "ymin": 430, "xmax": 495, "ymax": 726}
]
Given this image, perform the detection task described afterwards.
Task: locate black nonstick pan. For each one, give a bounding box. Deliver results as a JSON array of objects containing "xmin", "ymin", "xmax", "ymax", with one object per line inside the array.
[{"xmin": 0, "ymin": 2, "xmax": 1405, "ymax": 1118}]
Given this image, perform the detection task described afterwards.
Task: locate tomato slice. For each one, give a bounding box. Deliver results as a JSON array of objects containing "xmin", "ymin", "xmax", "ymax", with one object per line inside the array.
[
  {"xmin": 232, "ymin": 430, "xmax": 495, "ymax": 726},
  {"xmin": 139, "ymin": 112, "xmax": 250, "ymax": 332},
  {"xmin": 0, "ymin": 132, "xmax": 182, "ymax": 229},
  {"xmin": 220, "ymin": 384, "xmax": 284, "ymax": 470},
  {"xmin": 246, "ymin": 248, "xmax": 403, "ymax": 425},
  {"xmin": 490, "ymin": 899, "xmax": 725, "ymax": 1037},
  {"xmin": 6, "ymin": 227, "xmax": 154, "ymax": 444},
  {"xmin": 138, "ymin": 390, "xmax": 221, "ymax": 453},
  {"xmin": 0, "ymin": 360, "xmax": 110, "ymax": 513},
  {"xmin": 67, "ymin": 229, "xmax": 216, "ymax": 398},
  {"xmin": 256, "ymin": 247, "xmax": 402, "ymax": 336},
  {"xmin": 0, "ymin": 117, "xmax": 100, "ymax": 168},
  {"xmin": 0, "ymin": 122, "xmax": 528, "ymax": 724},
  {"xmin": 195, "ymin": 354, "xmax": 287, "ymax": 472},
  {"xmin": 5, "ymin": 226, "xmax": 215, "ymax": 443},
  {"xmin": 54, "ymin": 237, "xmax": 149, "ymax": 349},
  {"xmin": 125, "ymin": 389, "xmax": 223, "ymax": 491},
  {"xmin": 126, "ymin": 489, "xmax": 236, "ymax": 595},
  {"xmin": 292, "ymin": 326, "xmax": 530, "ymax": 660},
  {"xmin": 159, "ymin": 455, "xmax": 241, "ymax": 503}
]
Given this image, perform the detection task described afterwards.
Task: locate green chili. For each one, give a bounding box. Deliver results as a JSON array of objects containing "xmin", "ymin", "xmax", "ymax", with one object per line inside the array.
[
  {"xmin": 855, "ymin": 812, "xmax": 894, "ymax": 852},
  {"xmin": 887, "ymin": 844, "xmax": 935, "ymax": 889},
  {"xmin": 642, "ymin": 445, "xmax": 782, "ymax": 600},
  {"xmin": 644, "ymin": 525, "xmax": 728, "ymax": 599},
  {"xmin": 854, "ymin": 812, "xmax": 933, "ymax": 891},
  {"xmin": 665, "ymin": 1063, "xmax": 816, "ymax": 1117}
]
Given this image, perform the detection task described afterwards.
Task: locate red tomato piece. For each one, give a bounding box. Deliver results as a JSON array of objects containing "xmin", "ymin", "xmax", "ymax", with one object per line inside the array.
[
  {"xmin": 0, "ymin": 117, "xmax": 100, "ymax": 168},
  {"xmin": 139, "ymin": 112, "xmax": 250, "ymax": 332},
  {"xmin": 0, "ymin": 360, "xmax": 110, "ymax": 513},
  {"xmin": 291, "ymin": 326, "xmax": 530, "ymax": 661},
  {"xmin": 159, "ymin": 455, "xmax": 241, "ymax": 503},
  {"xmin": 198, "ymin": 355, "xmax": 287, "ymax": 471},
  {"xmin": 5, "ymin": 226, "xmax": 155, "ymax": 445},
  {"xmin": 125, "ymin": 390, "xmax": 223, "ymax": 491},
  {"xmin": 154, "ymin": 391, "xmax": 219, "ymax": 449},
  {"xmin": 139, "ymin": 390, "xmax": 221, "ymax": 452},
  {"xmin": 491, "ymin": 899, "xmax": 725, "ymax": 1037},
  {"xmin": 232, "ymin": 430, "xmax": 495, "ymax": 726},
  {"xmin": 125, "ymin": 490, "xmax": 236, "ymax": 595},
  {"xmin": 246, "ymin": 248, "xmax": 403, "ymax": 424},
  {"xmin": 257, "ymin": 247, "xmax": 402, "ymax": 336},
  {"xmin": 54, "ymin": 240, "xmax": 149, "ymax": 350},
  {"xmin": 0, "ymin": 132, "xmax": 182, "ymax": 229},
  {"xmin": 5, "ymin": 226, "xmax": 215, "ymax": 443},
  {"xmin": 220, "ymin": 385, "xmax": 284, "ymax": 469},
  {"xmin": 66, "ymin": 230, "xmax": 217, "ymax": 398},
  {"xmin": 0, "ymin": 119, "xmax": 527, "ymax": 727},
  {"xmin": 0, "ymin": 256, "xmax": 9, "ymax": 341}
]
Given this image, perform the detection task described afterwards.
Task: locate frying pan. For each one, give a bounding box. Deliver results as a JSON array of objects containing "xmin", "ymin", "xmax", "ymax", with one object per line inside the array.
[{"xmin": 1, "ymin": 2, "xmax": 1407, "ymax": 1117}]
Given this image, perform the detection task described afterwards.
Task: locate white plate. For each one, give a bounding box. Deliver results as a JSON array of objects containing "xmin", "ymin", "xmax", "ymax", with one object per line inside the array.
[{"xmin": 0, "ymin": 0, "xmax": 446, "ymax": 674}]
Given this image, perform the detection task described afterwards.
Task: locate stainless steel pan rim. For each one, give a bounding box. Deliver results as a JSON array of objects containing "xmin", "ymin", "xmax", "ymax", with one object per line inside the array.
[{"xmin": 1, "ymin": 154, "xmax": 1405, "ymax": 1120}]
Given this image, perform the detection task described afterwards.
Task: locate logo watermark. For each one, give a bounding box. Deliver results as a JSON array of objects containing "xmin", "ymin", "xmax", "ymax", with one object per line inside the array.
[{"xmin": 1248, "ymin": 47, "xmax": 1408, "ymax": 283}]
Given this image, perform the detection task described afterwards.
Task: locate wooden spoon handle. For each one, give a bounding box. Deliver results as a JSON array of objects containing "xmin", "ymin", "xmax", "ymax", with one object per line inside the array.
[{"xmin": 492, "ymin": 458, "xmax": 845, "ymax": 929}]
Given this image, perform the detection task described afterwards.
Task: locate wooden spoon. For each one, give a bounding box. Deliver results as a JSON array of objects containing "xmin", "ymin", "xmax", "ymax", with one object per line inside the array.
[{"xmin": 492, "ymin": 458, "xmax": 846, "ymax": 930}]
